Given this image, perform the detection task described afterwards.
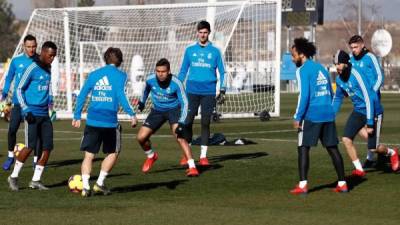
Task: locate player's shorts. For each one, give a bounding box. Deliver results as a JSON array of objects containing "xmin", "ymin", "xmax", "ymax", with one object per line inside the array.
[
  {"xmin": 186, "ymin": 93, "xmax": 216, "ymax": 123},
  {"xmin": 343, "ymin": 111, "xmax": 382, "ymax": 149},
  {"xmin": 298, "ymin": 120, "xmax": 338, "ymax": 147},
  {"xmin": 143, "ymin": 107, "xmax": 180, "ymax": 132},
  {"xmin": 80, "ymin": 124, "xmax": 122, "ymax": 154},
  {"xmin": 25, "ymin": 115, "xmax": 53, "ymax": 151}
]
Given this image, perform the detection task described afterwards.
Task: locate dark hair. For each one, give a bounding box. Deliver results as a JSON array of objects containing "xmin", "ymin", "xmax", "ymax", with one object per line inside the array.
[
  {"xmin": 104, "ymin": 47, "xmax": 123, "ymax": 67},
  {"xmin": 24, "ymin": 34, "xmax": 36, "ymax": 43},
  {"xmin": 197, "ymin": 20, "xmax": 211, "ymax": 32},
  {"xmin": 41, "ymin": 41, "xmax": 57, "ymax": 51},
  {"xmin": 348, "ymin": 35, "xmax": 364, "ymax": 44},
  {"xmin": 156, "ymin": 58, "xmax": 170, "ymax": 71},
  {"xmin": 292, "ymin": 37, "xmax": 316, "ymax": 58}
]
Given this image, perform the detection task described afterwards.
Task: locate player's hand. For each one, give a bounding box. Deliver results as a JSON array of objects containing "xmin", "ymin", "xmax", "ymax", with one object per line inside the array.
[
  {"xmin": 131, "ymin": 116, "xmax": 138, "ymax": 128},
  {"xmin": 72, "ymin": 119, "xmax": 81, "ymax": 128},
  {"xmin": 366, "ymin": 127, "xmax": 374, "ymax": 134},
  {"xmin": 137, "ymin": 102, "xmax": 145, "ymax": 112},
  {"xmin": 175, "ymin": 123, "xmax": 186, "ymax": 138},
  {"xmin": 25, "ymin": 112, "xmax": 36, "ymax": 124},
  {"xmin": 216, "ymin": 89, "xmax": 226, "ymax": 105},
  {"xmin": 293, "ymin": 120, "xmax": 301, "ymax": 129}
]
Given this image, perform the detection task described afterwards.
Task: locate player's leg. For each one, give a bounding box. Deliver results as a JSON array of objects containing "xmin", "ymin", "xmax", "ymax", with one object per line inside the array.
[
  {"xmin": 198, "ymin": 94, "xmax": 216, "ymax": 166},
  {"xmin": 184, "ymin": 94, "xmax": 201, "ymax": 144},
  {"xmin": 29, "ymin": 116, "xmax": 53, "ymax": 190},
  {"xmin": 3, "ymin": 105, "xmax": 22, "ymax": 170},
  {"xmin": 93, "ymin": 125, "xmax": 122, "ymax": 195},
  {"xmin": 80, "ymin": 125, "xmax": 102, "ymax": 197}
]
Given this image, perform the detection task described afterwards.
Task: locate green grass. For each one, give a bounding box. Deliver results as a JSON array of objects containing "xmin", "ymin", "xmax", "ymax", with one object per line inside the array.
[{"xmin": 0, "ymin": 93, "xmax": 399, "ymax": 225}]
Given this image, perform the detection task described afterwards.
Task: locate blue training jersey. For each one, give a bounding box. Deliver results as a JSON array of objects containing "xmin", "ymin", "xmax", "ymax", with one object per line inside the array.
[
  {"xmin": 178, "ymin": 41, "xmax": 226, "ymax": 95},
  {"xmin": 74, "ymin": 64, "xmax": 135, "ymax": 128},
  {"xmin": 332, "ymin": 67, "xmax": 383, "ymax": 126},
  {"xmin": 140, "ymin": 74, "xmax": 188, "ymax": 124},
  {"xmin": 17, "ymin": 60, "xmax": 52, "ymax": 116},
  {"xmin": 2, "ymin": 53, "xmax": 36, "ymax": 104},
  {"xmin": 350, "ymin": 52, "xmax": 383, "ymax": 92},
  {"xmin": 293, "ymin": 59, "xmax": 335, "ymax": 123}
]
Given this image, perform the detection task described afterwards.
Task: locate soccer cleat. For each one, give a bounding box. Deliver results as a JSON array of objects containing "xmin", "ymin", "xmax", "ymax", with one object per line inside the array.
[
  {"xmin": 390, "ymin": 148, "xmax": 399, "ymax": 171},
  {"xmin": 180, "ymin": 156, "xmax": 188, "ymax": 166},
  {"xmin": 142, "ymin": 152, "xmax": 158, "ymax": 173},
  {"xmin": 290, "ymin": 185, "xmax": 308, "ymax": 195},
  {"xmin": 333, "ymin": 184, "xmax": 349, "ymax": 193},
  {"xmin": 362, "ymin": 159, "xmax": 376, "ymax": 169},
  {"xmin": 186, "ymin": 167, "xmax": 199, "ymax": 177},
  {"xmin": 93, "ymin": 183, "xmax": 111, "ymax": 196},
  {"xmin": 81, "ymin": 188, "xmax": 91, "ymax": 197},
  {"xmin": 7, "ymin": 176, "xmax": 19, "ymax": 191},
  {"xmin": 2, "ymin": 157, "xmax": 15, "ymax": 171},
  {"xmin": 29, "ymin": 181, "xmax": 49, "ymax": 190},
  {"xmin": 351, "ymin": 169, "xmax": 366, "ymax": 177},
  {"xmin": 199, "ymin": 157, "xmax": 210, "ymax": 166}
]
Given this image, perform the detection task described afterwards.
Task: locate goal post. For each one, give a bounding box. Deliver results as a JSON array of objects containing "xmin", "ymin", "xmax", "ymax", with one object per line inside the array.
[{"xmin": 10, "ymin": 0, "xmax": 281, "ymax": 119}]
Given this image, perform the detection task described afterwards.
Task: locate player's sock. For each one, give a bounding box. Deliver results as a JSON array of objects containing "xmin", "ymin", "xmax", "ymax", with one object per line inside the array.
[
  {"xmin": 10, "ymin": 161, "xmax": 24, "ymax": 178},
  {"xmin": 200, "ymin": 145, "xmax": 208, "ymax": 158},
  {"xmin": 299, "ymin": 180, "xmax": 307, "ymax": 188},
  {"xmin": 96, "ymin": 170, "xmax": 108, "ymax": 186},
  {"xmin": 187, "ymin": 159, "xmax": 196, "ymax": 168},
  {"xmin": 82, "ymin": 174, "xmax": 90, "ymax": 190},
  {"xmin": 352, "ymin": 159, "xmax": 363, "ymax": 171},
  {"xmin": 144, "ymin": 149, "xmax": 154, "ymax": 158},
  {"xmin": 387, "ymin": 148, "xmax": 395, "ymax": 156},
  {"xmin": 33, "ymin": 156, "xmax": 38, "ymax": 164},
  {"xmin": 32, "ymin": 165, "xmax": 44, "ymax": 182},
  {"xmin": 8, "ymin": 151, "xmax": 14, "ymax": 158},
  {"xmin": 366, "ymin": 150, "xmax": 375, "ymax": 161},
  {"xmin": 338, "ymin": 181, "xmax": 346, "ymax": 187}
]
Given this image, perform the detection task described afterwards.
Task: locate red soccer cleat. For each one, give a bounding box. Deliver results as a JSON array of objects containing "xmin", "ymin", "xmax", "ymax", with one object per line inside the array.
[
  {"xmin": 351, "ymin": 169, "xmax": 366, "ymax": 177},
  {"xmin": 186, "ymin": 167, "xmax": 199, "ymax": 177},
  {"xmin": 199, "ymin": 157, "xmax": 210, "ymax": 166},
  {"xmin": 180, "ymin": 156, "xmax": 188, "ymax": 166},
  {"xmin": 333, "ymin": 184, "xmax": 349, "ymax": 193},
  {"xmin": 390, "ymin": 148, "xmax": 399, "ymax": 171},
  {"xmin": 290, "ymin": 185, "xmax": 308, "ymax": 195},
  {"xmin": 142, "ymin": 152, "xmax": 158, "ymax": 173}
]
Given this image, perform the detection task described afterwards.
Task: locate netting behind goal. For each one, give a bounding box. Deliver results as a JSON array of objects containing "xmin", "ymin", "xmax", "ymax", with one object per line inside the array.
[{"xmin": 11, "ymin": 0, "xmax": 281, "ymax": 119}]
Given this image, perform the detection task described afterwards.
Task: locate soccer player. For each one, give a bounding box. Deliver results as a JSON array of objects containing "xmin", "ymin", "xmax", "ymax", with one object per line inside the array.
[
  {"xmin": 136, "ymin": 58, "xmax": 199, "ymax": 177},
  {"xmin": 1, "ymin": 34, "xmax": 42, "ymax": 171},
  {"xmin": 348, "ymin": 35, "xmax": 385, "ymax": 167},
  {"xmin": 7, "ymin": 41, "xmax": 57, "ymax": 191},
  {"xmin": 333, "ymin": 50, "xmax": 398, "ymax": 175},
  {"xmin": 290, "ymin": 38, "xmax": 347, "ymax": 194},
  {"xmin": 73, "ymin": 47, "xmax": 137, "ymax": 197},
  {"xmin": 178, "ymin": 20, "xmax": 226, "ymax": 166}
]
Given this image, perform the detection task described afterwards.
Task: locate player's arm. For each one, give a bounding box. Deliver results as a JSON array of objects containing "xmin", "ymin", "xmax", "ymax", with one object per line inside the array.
[
  {"xmin": 367, "ymin": 53, "xmax": 384, "ymax": 92},
  {"xmin": 137, "ymin": 78, "xmax": 151, "ymax": 112},
  {"xmin": 293, "ymin": 69, "xmax": 310, "ymax": 125},
  {"xmin": 16, "ymin": 63, "xmax": 35, "ymax": 114},
  {"xmin": 72, "ymin": 74, "xmax": 94, "ymax": 127},
  {"xmin": 177, "ymin": 49, "xmax": 190, "ymax": 83},
  {"xmin": 48, "ymin": 77, "xmax": 54, "ymax": 110},
  {"xmin": 354, "ymin": 71, "xmax": 375, "ymax": 127},
  {"xmin": 174, "ymin": 78, "xmax": 188, "ymax": 124},
  {"xmin": 216, "ymin": 50, "xmax": 226, "ymax": 92},
  {"xmin": 1, "ymin": 58, "xmax": 17, "ymax": 100},
  {"xmin": 332, "ymin": 79, "xmax": 344, "ymax": 115}
]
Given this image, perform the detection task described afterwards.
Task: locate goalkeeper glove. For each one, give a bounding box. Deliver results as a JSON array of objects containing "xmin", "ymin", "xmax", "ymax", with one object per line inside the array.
[{"xmin": 216, "ymin": 89, "xmax": 226, "ymax": 105}]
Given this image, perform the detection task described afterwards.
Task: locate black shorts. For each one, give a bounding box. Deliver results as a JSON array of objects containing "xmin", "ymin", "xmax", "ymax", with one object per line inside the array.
[
  {"xmin": 343, "ymin": 111, "xmax": 382, "ymax": 149},
  {"xmin": 185, "ymin": 93, "xmax": 216, "ymax": 123},
  {"xmin": 80, "ymin": 124, "xmax": 122, "ymax": 154},
  {"xmin": 298, "ymin": 120, "xmax": 338, "ymax": 147},
  {"xmin": 25, "ymin": 115, "xmax": 53, "ymax": 151},
  {"xmin": 143, "ymin": 108, "xmax": 180, "ymax": 132}
]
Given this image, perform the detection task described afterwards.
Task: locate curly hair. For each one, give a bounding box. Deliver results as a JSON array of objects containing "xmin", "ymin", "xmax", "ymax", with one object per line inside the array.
[{"xmin": 292, "ymin": 37, "xmax": 316, "ymax": 58}]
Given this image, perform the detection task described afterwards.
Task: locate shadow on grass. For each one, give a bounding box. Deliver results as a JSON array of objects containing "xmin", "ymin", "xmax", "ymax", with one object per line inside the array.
[
  {"xmin": 46, "ymin": 173, "xmax": 130, "ymax": 188},
  {"xmin": 209, "ymin": 152, "xmax": 268, "ymax": 163},
  {"xmin": 111, "ymin": 179, "xmax": 188, "ymax": 193},
  {"xmin": 47, "ymin": 158, "xmax": 104, "ymax": 168},
  {"xmin": 308, "ymin": 175, "xmax": 367, "ymax": 193}
]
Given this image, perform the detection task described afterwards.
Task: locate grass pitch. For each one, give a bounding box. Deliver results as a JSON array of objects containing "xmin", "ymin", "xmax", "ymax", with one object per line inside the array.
[{"xmin": 0, "ymin": 93, "xmax": 399, "ymax": 225}]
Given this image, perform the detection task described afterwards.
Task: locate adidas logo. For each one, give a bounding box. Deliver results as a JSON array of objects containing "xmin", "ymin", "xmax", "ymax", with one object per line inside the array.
[
  {"xmin": 316, "ymin": 71, "xmax": 328, "ymax": 85},
  {"xmin": 94, "ymin": 76, "xmax": 112, "ymax": 91}
]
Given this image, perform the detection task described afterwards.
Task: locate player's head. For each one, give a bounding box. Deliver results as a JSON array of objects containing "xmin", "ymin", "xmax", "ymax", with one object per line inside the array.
[
  {"xmin": 197, "ymin": 20, "xmax": 211, "ymax": 45},
  {"xmin": 334, "ymin": 50, "xmax": 351, "ymax": 81},
  {"xmin": 104, "ymin": 47, "xmax": 123, "ymax": 67},
  {"xmin": 40, "ymin": 41, "xmax": 57, "ymax": 66},
  {"xmin": 291, "ymin": 37, "xmax": 316, "ymax": 67},
  {"xmin": 155, "ymin": 58, "xmax": 171, "ymax": 82},
  {"xmin": 348, "ymin": 35, "xmax": 365, "ymax": 57},
  {"xmin": 23, "ymin": 34, "xmax": 37, "ymax": 57}
]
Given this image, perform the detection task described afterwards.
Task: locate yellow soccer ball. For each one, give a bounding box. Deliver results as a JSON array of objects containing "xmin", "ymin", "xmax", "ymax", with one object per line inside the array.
[
  {"xmin": 68, "ymin": 175, "xmax": 83, "ymax": 193},
  {"xmin": 13, "ymin": 143, "xmax": 25, "ymax": 157}
]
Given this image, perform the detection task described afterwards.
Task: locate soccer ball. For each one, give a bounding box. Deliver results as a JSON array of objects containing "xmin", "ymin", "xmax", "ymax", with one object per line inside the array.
[
  {"xmin": 68, "ymin": 175, "xmax": 83, "ymax": 193},
  {"xmin": 13, "ymin": 143, "xmax": 25, "ymax": 157}
]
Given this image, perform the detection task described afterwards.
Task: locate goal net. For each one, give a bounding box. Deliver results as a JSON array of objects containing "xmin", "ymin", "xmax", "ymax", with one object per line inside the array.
[{"xmin": 10, "ymin": 0, "xmax": 281, "ymax": 119}]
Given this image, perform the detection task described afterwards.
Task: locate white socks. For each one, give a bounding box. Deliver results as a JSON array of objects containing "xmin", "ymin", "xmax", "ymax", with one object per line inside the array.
[
  {"xmin": 82, "ymin": 174, "xmax": 90, "ymax": 190},
  {"xmin": 200, "ymin": 145, "xmax": 208, "ymax": 158},
  {"xmin": 8, "ymin": 151, "xmax": 14, "ymax": 158},
  {"xmin": 352, "ymin": 159, "xmax": 363, "ymax": 171},
  {"xmin": 32, "ymin": 165, "xmax": 44, "ymax": 182},
  {"xmin": 299, "ymin": 180, "xmax": 307, "ymax": 188},
  {"xmin": 187, "ymin": 159, "xmax": 196, "ymax": 168},
  {"xmin": 145, "ymin": 149, "xmax": 154, "ymax": 158},
  {"xmin": 96, "ymin": 171, "xmax": 108, "ymax": 186},
  {"xmin": 338, "ymin": 181, "xmax": 346, "ymax": 187},
  {"xmin": 387, "ymin": 148, "xmax": 395, "ymax": 156},
  {"xmin": 10, "ymin": 161, "xmax": 24, "ymax": 178}
]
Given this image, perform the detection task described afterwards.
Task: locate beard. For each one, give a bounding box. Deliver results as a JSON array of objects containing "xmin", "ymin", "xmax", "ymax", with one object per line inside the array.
[{"xmin": 295, "ymin": 60, "xmax": 303, "ymax": 67}]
